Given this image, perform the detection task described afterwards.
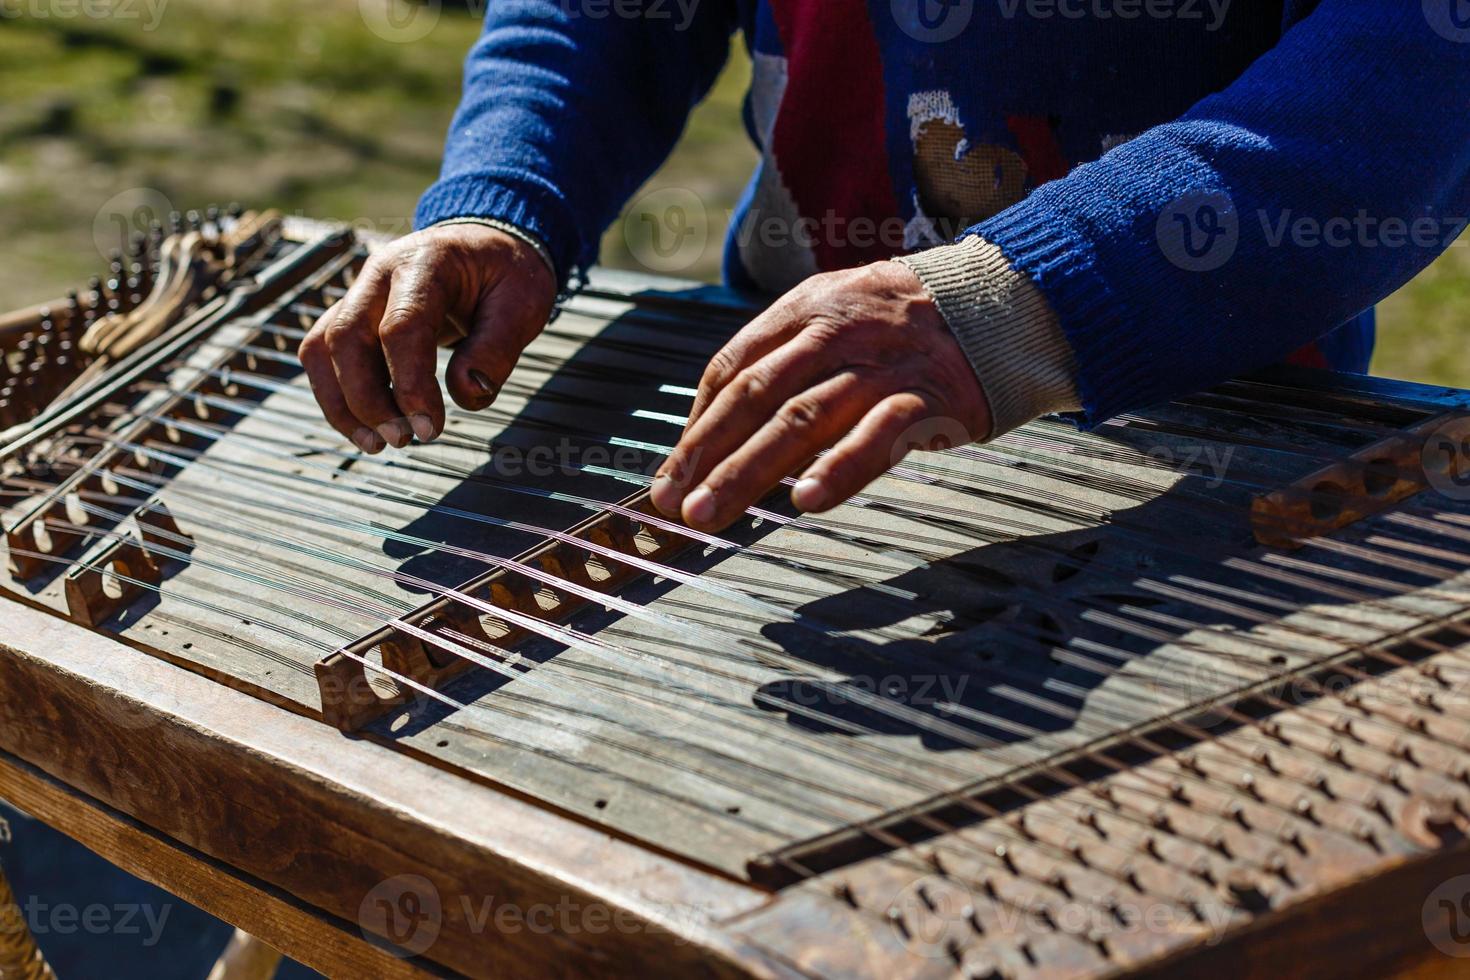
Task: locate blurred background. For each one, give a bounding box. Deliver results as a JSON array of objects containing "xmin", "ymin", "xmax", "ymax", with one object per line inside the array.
[{"xmin": 1, "ymin": 1, "xmax": 1468, "ymax": 975}]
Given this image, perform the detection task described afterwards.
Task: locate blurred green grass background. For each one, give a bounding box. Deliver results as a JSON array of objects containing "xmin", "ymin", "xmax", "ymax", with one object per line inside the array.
[{"xmin": 1, "ymin": 0, "xmax": 1464, "ymax": 385}]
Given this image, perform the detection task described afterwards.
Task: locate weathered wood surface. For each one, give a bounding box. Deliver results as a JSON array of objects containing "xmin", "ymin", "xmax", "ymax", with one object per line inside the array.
[
  {"xmin": 0, "ymin": 750, "xmax": 434, "ymax": 980},
  {"xmin": 0, "ymin": 600, "xmax": 784, "ymax": 979},
  {"xmin": 729, "ymin": 637, "xmax": 1470, "ymax": 978},
  {"xmin": 6, "ymin": 265, "xmax": 1470, "ymax": 880},
  {"xmin": 6, "ymin": 254, "xmax": 1470, "ymax": 976}
]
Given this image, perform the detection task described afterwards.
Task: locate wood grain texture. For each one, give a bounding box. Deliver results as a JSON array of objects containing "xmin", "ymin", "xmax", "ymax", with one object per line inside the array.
[
  {"xmin": 0, "ymin": 600, "xmax": 786, "ymax": 980},
  {"xmin": 0, "ymin": 750, "xmax": 432, "ymax": 980}
]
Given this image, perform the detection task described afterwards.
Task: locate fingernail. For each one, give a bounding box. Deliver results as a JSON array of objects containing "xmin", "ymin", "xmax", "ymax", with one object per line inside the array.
[
  {"xmin": 650, "ymin": 472, "xmax": 681, "ymax": 513},
  {"xmin": 793, "ymin": 477, "xmax": 827, "ymax": 511},
  {"xmin": 468, "ymin": 369, "xmax": 497, "ymax": 396},
  {"xmin": 410, "ymin": 413, "xmax": 434, "ymax": 442},
  {"xmin": 352, "ymin": 427, "xmax": 383, "ymax": 454},
  {"xmin": 376, "ymin": 420, "xmax": 405, "ymax": 447},
  {"xmin": 683, "ymin": 486, "xmax": 716, "ymax": 527}
]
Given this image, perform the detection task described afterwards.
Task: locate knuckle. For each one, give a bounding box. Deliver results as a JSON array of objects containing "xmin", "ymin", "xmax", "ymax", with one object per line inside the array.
[
  {"xmin": 730, "ymin": 367, "xmax": 771, "ymax": 403},
  {"xmin": 378, "ymin": 307, "xmax": 423, "ymax": 341},
  {"xmin": 297, "ymin": 330, "xmax": 324, "ymax": 361},
  {"xmin": 322, "ymin": 319, "xmax": 359, "ymax": 352},
  {"xmin": 777, "ymin": 396, "xmax": 823, "ymax": 434},
  {"xmin": 701, "ymin": 347, "xmax": 744, "ymax": 391}
]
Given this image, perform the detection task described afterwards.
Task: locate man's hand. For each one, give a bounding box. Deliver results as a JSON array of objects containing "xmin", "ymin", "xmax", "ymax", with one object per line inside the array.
[
  {"xmin": 650, "ymin": 261, "xmax": 991, "ymax": 532},
  {"xmin": 299, "ymin": 223, "xmax": 555, "ymax": 453}
]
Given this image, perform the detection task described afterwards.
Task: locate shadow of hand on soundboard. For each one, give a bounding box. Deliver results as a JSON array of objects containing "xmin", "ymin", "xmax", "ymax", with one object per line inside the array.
[
  {"xmin": 383, "ymin": 280, "xmax": 745, "ymax": 600},
  {"xmin": 754, "ymin": 519, "xmax": 1170, "ymax": 752},
  {"xmin": 750, "ymin": 478, "xmax": 1458, "ymax": 754}
]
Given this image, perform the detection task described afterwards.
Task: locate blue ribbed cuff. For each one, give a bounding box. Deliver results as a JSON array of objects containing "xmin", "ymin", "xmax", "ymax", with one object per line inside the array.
[
  {"xmin": 976, "ymin": 197, "xmax": 1156, "ymax": 429},
  {"xmin": 415, "ymin": 173, "xmax": 587, "ymax": 294}
]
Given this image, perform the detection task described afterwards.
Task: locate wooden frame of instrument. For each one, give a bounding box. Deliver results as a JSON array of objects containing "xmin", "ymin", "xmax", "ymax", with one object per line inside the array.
[
  {"xmin": 6, "ymin": 550, "xmax": 1470, "ymax": 978},
  {"xmin": 7, "ymin": 240, "xmax": 1470, "ymax": 976}
]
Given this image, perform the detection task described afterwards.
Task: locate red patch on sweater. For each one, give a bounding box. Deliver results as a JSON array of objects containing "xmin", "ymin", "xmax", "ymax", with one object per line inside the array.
[
  {"xmin": 1005, "ymin": 115, "xmax": 1070, "ymax": 186},
  {"xmin": 766, "ymin": 0, "xmax": 899, "ymax": 270}
]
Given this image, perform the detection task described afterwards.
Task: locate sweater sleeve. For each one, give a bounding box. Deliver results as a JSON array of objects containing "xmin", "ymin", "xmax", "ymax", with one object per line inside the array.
[
  {"xmin": 968, "ymin": 1, "xmax": 1470, "ymax": 427},
  {"xmin": 414, "ymin": 0, "xmax": 739, "ymax": 291}
]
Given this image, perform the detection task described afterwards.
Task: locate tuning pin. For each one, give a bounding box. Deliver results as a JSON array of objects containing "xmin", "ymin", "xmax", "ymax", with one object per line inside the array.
[
  {"xmin": 227, "ymin": 201, "xmax": 243, "ymax": 218},
  {"xmin": 186, "ymin": 209, "xmax": 202, "ymax": 230}
]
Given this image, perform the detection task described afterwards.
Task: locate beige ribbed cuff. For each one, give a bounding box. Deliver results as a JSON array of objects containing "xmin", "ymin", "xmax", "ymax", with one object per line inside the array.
[
  {"xmin": 429, "ymin": 216, "xmax": 557, "ymax": 282},
  {"xmin": 896, "ymin": 235, "xmax": 1082, "ymax": 440}
]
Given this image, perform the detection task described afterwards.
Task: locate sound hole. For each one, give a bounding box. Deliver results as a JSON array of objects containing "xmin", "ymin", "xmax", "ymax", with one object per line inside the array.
[
  {"xmin": 1362, "ymin": 458, "xmax": 1398, "ymax": 498},
  {"xmin": 1309, "ymin": 480, "xmax": 1347, "ymax": 522}
]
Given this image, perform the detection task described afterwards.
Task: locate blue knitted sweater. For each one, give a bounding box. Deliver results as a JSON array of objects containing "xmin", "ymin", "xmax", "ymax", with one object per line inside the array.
[{"xmin": 416, "ymin": 0, "xmax": 1470, "ymax": 426}]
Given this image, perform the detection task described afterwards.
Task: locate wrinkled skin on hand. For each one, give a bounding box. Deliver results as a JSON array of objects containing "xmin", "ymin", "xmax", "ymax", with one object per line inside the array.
[
  {"xmin": 299, "ymin": 223, "xmax": 554, "ymax": 453},
  {"xmin": 650, "ymin": 261, "xmax": 991, "ymax": 532}
]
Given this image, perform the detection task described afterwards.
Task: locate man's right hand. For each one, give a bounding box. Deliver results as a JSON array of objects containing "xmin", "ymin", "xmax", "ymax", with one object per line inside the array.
[{"xmin": 298, "ymin": 222, "xmax": 556, "ymax": 453}]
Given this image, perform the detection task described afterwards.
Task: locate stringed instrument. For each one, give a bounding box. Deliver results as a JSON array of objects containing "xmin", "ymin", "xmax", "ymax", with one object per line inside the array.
[{"xmin": 3, "ymin": 216, "xmax": 1470, "ymax": 978}]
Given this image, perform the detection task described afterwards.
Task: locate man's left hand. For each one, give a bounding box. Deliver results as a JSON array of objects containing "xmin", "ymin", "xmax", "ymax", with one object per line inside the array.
[{"xmin": 650, "ymin": 261, "xmax": 992, "ymax": 531}]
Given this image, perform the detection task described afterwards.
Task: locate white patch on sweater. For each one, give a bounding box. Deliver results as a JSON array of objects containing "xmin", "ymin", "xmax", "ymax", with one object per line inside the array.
[
  {"xmin": 735, "ymin": 53, "xmax": 820, "ymax": 292},
  {"xmin": 907, "ymin": 89, "xmax": 963, "ymax": 146},
  {"xmin": 749, "ymin": 52, "xmax": 787, "ymax": 148},
  {"xmin": 905, "ymin": 193, "xmax": 945, "ymax": 250}
]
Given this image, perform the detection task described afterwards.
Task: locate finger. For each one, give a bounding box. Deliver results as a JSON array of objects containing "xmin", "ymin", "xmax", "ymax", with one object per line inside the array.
[
  {"xmin": 683, "ymin": 297, "xmax": 812, "ymax": 429},
  {"xmin": 445, "ymin": 274, "xmax": 552, "ymax": 412},
  {"xmin": 791, "ymin": 392, "xmax": 944, "ymax": 513},
  {"xmin": 378, "ymin": 265, "xmax": 448, "ymax": 442},
  {"xmin": 322, "ymin": 264, "xmax": 409, "ymax": 447},
  {"xmin": 651, "ymin": 336, "xmax": 843, "ymax": 517},
  {"xmin": 680, "ymin": 372, "xmax": 882, "ymax": 532},
  {"xmin": 299, "ymin": 311, "xmax": 383, "ymax": 453}
]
